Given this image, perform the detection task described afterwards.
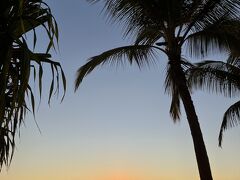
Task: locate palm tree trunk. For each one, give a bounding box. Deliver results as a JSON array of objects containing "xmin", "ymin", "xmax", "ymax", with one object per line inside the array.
[
  {"xmin": 167, "ymin": 40, "xmax": 213, "ymax": 179},
  {"xmin": 172, "ymin": 60, "xmax": 213, "ymax": 180}
]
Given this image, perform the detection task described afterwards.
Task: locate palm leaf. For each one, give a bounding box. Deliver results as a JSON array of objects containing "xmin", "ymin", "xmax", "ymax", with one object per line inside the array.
[
  {"xmin": 182, "ymin": 0, "xmax": 240, "ymax": 40},
  {"xmin": 188, "ymin": 60, "xmax": 240, "ymax": 97},
  {"xmin": 75, "ymin": 45, "xmax": 157, "ymax": 90},
  {"xmin": 186, "ymin": 18, "xmax": 240, "ymax": 58},
  {"xmin": 88, "ymin": 0, "xmax": 176, "ymax": 37},
  {"xmin": 165, "ymin": 63, "xmax": 181, "ymax": 122},
  {"xmin": 135, "ymin": 25, "xmax": 164, "ymax": 45},
  {"xmin": 219, "ymin": 100, "xmax": 240, "ymax": 147},
  {"xmin": 188, "ymin": 60, "xmax": 240, "ymax": 147},
  {"xmin": 165, "ymin": 58, "xmax": 193, "ymax": 122}
]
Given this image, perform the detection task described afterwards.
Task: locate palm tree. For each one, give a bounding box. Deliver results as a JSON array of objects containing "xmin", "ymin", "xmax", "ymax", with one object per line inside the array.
[
  {"xmin": 188, "ymin": 58, "xmax": 240, "ymax": 147},
  {"xmin": 75, "ymin": 1, "xmax": 240, "ymax": 179},
  {"xmin": 0, "ymin": 0, "xmax": 66, "ymax": 170}
]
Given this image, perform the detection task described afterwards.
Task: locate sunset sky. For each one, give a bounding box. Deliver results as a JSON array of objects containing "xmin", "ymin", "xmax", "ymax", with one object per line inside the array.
[{"xmin": 1, "ymin": 1, "xmax": 240, "ymax": 180}]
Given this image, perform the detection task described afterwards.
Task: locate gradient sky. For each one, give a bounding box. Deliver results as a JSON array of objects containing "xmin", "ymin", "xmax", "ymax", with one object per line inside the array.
[{"xmin": 1, "ymin": 1, "xmax": 240, "ymax": 180}]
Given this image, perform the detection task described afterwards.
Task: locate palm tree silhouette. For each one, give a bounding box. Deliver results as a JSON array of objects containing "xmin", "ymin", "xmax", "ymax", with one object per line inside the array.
[
  {"xmin": 0, "ymin": 0, "xmax": 66, "ymax": 170},
  {"xmin": 75, "ymin": 1, "xmax": 240, "ymax": 179},
  {"xmin": 188, "ymin": 58, "xmax": 240, "ymax": 147}
]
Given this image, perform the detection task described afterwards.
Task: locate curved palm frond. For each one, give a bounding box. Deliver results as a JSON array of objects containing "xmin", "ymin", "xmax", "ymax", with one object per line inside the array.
[
  {"xmin": 135, "ymin": 25, "xmax": 164, "ymax": 45},
  {"xmin": 186, "ymin": 18, "xmax": 240, "ymax": 58},
  {"xmin": 88, "ymin": 0, "xmax": 190, "ymax": 37},
  {"xmin": 219, "ymin": 100, "xmax": 240, "ymax": 147},
  {"xmin": 188, "ymin": 60, "xmax": 240, "ymax": 146},
  {"xmin": 188, "ymin": 60, "xmax": 240, "ymax": 97},
  {"xmin": 75, "ymin": 45, "xmax": 158, "ymax": 90},
  {"xmin": 88, "ymin": 0, "xmax": 158, "ymax": 37},
  {"xmin": 183, "ymin": 0, "xmax": 240, "ymax": 40}
]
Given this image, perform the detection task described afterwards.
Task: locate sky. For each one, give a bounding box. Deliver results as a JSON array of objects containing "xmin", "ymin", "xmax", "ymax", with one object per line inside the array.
[{"xmin": 1, "ymin": 1, "xmax": 240, "ymax": 180}]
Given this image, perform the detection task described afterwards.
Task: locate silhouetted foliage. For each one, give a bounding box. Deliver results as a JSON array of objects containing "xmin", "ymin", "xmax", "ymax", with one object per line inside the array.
[
  {"xmin": 0, "ymin": 0, "xmax": 66, "ymax": 170},
  {"xmin": 188, "ymin": 58, "xmax": 240, "ymax": 147},
  {"xmin": 76, "ymin": 1, "xmax": 240, "ymax": 179}
]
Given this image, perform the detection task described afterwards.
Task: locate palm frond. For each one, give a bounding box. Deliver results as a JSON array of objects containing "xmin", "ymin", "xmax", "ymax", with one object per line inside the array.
[
  {"xmin": 186, "ymin": 18, "xmax": 240, "ymax": 58},
  {"xmin": 188, "ymin": 60, "xmax": 240, "ymax": 97},
  {"xmin": 219, "ymin": 100, "xmax": 240, "ymax": 147},
  {"xmin": 165, "ymin": 65, "xmax": 180, "ymax": 122},
  {"xmin": 165, "ymin": 57, "xmax": 194, "ymax": 122},
  {"xmin": 87, "ymin": 0, "xmax": 175, "ymax": 37},
  {"xmin": 75, "ymin": 45, "xmax": 158, "ymax": 90},
  {"xmin": 135, "ymin": 25, "xmax": 164, "ymax": 45},
  {"xmin": 184, "ymin": 0, "xmax": 240, "ymax": 39},
  {"xmin": 169, "ymin": 88, "xmax": 181, "ymax": 122},
  {"xmin": 188, "ymin": 60, "xmax": 240, "ymax": 146}
]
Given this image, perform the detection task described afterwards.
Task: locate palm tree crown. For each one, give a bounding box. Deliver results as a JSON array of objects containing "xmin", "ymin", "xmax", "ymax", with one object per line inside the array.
[
  {"xmin": 76, "ymin": 0, "xmax": 240, "ymax": 119},
  {"xmin": 75, "ymin": 1, "xmax": 240, "ymax": 179}
]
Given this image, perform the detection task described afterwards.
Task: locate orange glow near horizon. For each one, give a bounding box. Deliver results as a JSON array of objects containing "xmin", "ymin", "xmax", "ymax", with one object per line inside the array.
[
  {"xmin": 98, "ymin": 171, "xmax": 138, "ymax": 180},
  {"xmin": 83, "ymin": 169, "xmax": 141, "ymax": 180},
  {"xmin": 80, "ymin": 168, "xmax": 166, "ymax": 180}
]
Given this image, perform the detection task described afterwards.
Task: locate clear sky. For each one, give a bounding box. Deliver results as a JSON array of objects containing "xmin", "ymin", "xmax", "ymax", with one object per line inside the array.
[{"xmin": 1, "ymin": 1, "xmax": 240, "ymax": 180}]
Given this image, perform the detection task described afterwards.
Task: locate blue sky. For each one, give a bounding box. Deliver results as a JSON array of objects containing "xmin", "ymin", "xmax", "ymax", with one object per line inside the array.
[{"xmin": 1, "ymin": 1, "xmax": 240, "ymax": 180}]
